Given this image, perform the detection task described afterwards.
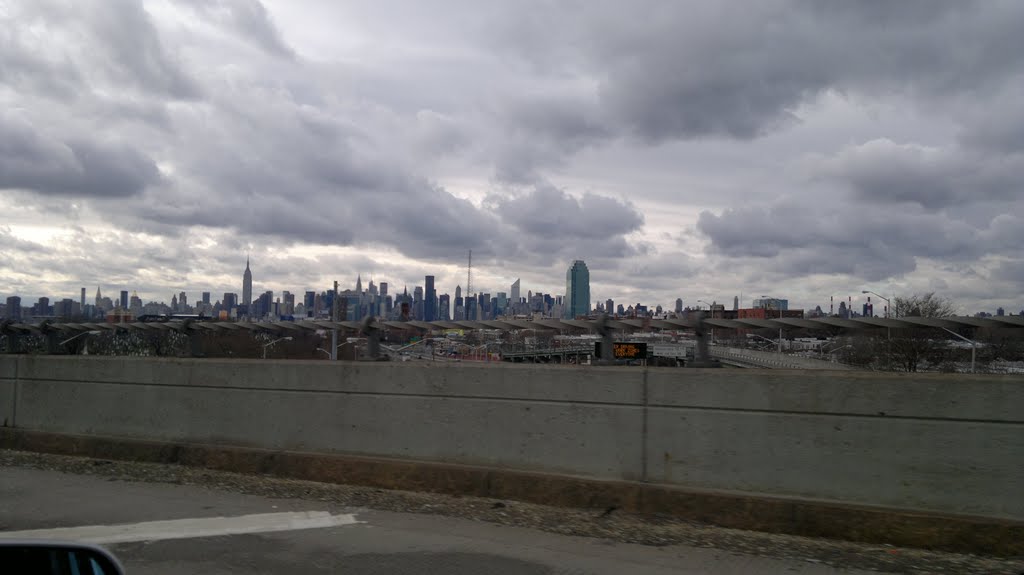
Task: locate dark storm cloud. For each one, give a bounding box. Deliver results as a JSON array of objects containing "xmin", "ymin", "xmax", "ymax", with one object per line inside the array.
[{"xmin": 0, "ymin": 113, "xmax": 161, "ymax": 198}]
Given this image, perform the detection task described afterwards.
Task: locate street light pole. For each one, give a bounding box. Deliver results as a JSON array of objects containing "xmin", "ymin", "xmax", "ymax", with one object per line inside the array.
[
  {"xmin": 331, "ymin": 280, "xmax": 339, "ymax": 361},
  {"xmin": 862, "ymin": 290, "xmax": 893, "ymax": 369},
  {"xmin": 262, "ymin": 336, "xmax": 293, "ymax": 359},
  {"xmin": 59, "ymin": 330, "xmax": 101, "ymax": 354},
  {"xmin": 939, "ymin": 327, "xmax": 977, "ymax": 374},
  {"xmin": 761, "ymin": 295, "xmax": 783, "ymax": 355},
  {"xmin": 696, "ymin": 300, "xmax": 714, "ymax": 344},
  {"xmin": 861, "ymin": 290, "xmax": 891, "ymax": 318}
]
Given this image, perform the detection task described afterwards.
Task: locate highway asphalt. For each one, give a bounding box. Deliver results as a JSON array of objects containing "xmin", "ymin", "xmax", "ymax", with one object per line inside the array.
[{"xmin": 0, "ymin": 465, "xmax": 877, "ymax": 575}]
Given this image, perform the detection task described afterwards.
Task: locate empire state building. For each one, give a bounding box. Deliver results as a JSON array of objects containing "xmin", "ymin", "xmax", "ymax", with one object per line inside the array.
[{"xmin": 242, "ymin": 257, "xmax": 253, "ymax": 306}]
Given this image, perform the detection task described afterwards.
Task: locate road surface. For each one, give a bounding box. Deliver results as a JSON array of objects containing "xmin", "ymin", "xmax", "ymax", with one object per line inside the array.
[{"xmin": 0, "ymin": 465, "xmax": 875, "ymax": 575}]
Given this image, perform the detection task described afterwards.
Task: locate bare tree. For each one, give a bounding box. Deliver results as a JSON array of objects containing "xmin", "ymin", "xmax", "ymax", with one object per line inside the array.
[
  {"xmin": 892, "ymin": 292, "xmax": 956, "ymax": 318},
  {"xmin": 887, "ymin": 293, "xmax": 957, "ymax": 372}
]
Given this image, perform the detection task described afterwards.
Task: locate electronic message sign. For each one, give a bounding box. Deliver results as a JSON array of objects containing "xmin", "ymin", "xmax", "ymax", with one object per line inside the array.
[{"xmin": 594, "ymin": 342, "xmax": 649, "ymax": 360}]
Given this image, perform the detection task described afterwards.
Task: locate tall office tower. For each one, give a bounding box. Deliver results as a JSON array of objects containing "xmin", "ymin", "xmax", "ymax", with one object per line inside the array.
[
  {"xmin": 356, "ymin": 274, "xmax": 363, "ymax": 294},
  {"xmin": 304, "ymin": 291, "xmax": 315, "ymax": 310},
  {"xmin": 202, "ymin": 292, "xmax": 211, "ymax": 305},
  {"xmin": 223, "ymin": 293, "xmax": 238, "ymax": 311},
  {"xmin": 129, "ymin": 291, "xmax": 143, "ymax": 316},
  {"xmin": 412, "ymin": 286, "xmax": 424, "ymax": 320},
  {"xmin": 606, "ymin": 299, "xmax": 614, "ymax": 317},
  {"xmin": 510, "ymin": 279, "xmax": 520, "ymax": 304},
  {"xmin": 283, "ymin": 291, "xmax": 295, "ymax": 315},
  {"xmin": 675, "ymin": 298, "xmax": 683, "ymax": 313},
  {"xmin": 439, "ymin": 293, "xmax": 450, "ymax": 321},
  {"xmin": 477, "ymin": 293, "xmax": 489, "ymax": 320},
  {"xmin": 496, "ymin": 292, "xmax": 507, "ymax": 316},
  {"xmin": 120, "ymin": 290, "xmax": 129, "ymax": 310},
  {"xmin": 563, "ymin": 260, "xmax": 591, "ymax": 319},
  {"xmin": 242, "ymin": 257, "xmax": 253, "ymax": 306},
  {"xmin": 368, "ymin": 279, "xmax": 377, "ymax": 297},
  {"xmin": 54, "ymin": 299, "xmax": 74, "ymax": 318},
  {"xmin": 80, "ymin": 287, "xmax": 86, "ymax": 309},
  {"xmin": 5, "ymin": 296, "xmax": 21, "ymax": 319},
  {"xmin": 379, "ymin": 282, "xmax": 388, "ymax": 298},
  {"xmin": 171, "ymin": 294, "xmax": 178, "ymax": 311},
  {"xmin": 179, "ymin": 291, "xmax": 187, "ymax": 311},
  {"xmin": 95, "ymin": 286, "xmax": 102, "ymax": 307},
  {"xmin": 424, "ymin": 275, "xmax": 436, "ymax": 321}
]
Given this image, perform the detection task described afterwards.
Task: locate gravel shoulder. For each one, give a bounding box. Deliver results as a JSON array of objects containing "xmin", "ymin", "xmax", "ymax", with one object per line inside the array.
[{"xmin": 1, "ymin": 449, "xmax": 1021, "ymax": 575}]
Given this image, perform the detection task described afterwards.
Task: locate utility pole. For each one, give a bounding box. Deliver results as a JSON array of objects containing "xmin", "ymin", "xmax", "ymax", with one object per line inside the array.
[{"xmin": 331, "ymin": 280, "xmax": 338, "ymax": 361}]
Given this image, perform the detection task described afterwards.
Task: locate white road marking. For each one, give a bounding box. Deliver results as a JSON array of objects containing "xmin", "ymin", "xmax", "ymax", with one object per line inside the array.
[{"xmin": 0, "ymin": 511, "xmax": 362, "ymax": 544}]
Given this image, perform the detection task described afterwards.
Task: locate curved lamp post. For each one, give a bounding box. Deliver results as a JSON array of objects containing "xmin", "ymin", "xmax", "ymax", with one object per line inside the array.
[{"xmin": 262, "ymin": 336, "xmax": 293, "ymax": 359}]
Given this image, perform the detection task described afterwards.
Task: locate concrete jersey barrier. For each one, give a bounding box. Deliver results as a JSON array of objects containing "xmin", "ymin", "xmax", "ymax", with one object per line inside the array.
[{"xmin": 1, "ymin": 356, "xmax": 1021, "ymax": 528}]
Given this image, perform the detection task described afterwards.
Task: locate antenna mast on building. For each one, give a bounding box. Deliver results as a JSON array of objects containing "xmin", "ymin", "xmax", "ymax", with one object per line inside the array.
[{"xmin": 466, "ymin": 249, "xmax": 473, "ymax": 296}]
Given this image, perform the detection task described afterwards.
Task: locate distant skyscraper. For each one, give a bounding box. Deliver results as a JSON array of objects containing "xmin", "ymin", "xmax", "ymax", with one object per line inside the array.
[
  {"xmin": 5, "ymin": 296, "xmax": 21, "ymax": 319},
  {"xmin": 733, "ymin": 296, "xmax": 739, "ymax": 311},
  {"xmin": 80, "ymin": 287, "xmax": 86, "ymax": 309},
  {"xmin": 242, "ymin": 257, "xmax": 253, "ymax": 306},
  {"xmin": 202, "ymin": 292, "xmax": 211, "ymax": 305},
  {"xmin": 439, "ymin": 293, "xmax": 451, "ymax": 321},
  {"xmin": 606, "ymin": 298, "xmax": 614, "ymax": 317},
  {"xmin": 675, "ymin": 298, "xmax": 683, "ymax": 313},
  {"xmin": 752, "ymin": 297, "xmax": 788, "ymax": 311},
  {"xmin": 424, "ymin": 275, "xmax": 436, "ymax": 321},
  {"xmin": 95, "ymin": 286, "xmax": 102, "ymax": 308},
  {"xmin": 356, "ymin": 274, "xmax": 363, "ymax": 294},
  {"xmin": 563, "ymin": 260, "xmax": 591, "ymax": 319},
  {"xmin": 510, "ymin": 279, "xmax": 520, "ymax": 304},
  {"xmin": 379, "ymin": 282, "xmax": 388, "ymax": 297},
  {"xmin": 120, "ymin": 290, "xmax": 128, "ymax": 310}
]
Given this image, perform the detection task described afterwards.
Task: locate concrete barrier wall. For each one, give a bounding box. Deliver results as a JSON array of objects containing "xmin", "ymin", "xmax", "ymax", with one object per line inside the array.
[{"xmin": 2, "ymin": 356, "xmax": 1022, "ymax": 521}]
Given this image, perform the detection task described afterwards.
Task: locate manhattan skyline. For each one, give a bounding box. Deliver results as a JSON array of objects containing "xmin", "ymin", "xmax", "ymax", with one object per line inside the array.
[{"xmin": 2, "ymin": 2, "xmax": 1023, "ymax": 313}]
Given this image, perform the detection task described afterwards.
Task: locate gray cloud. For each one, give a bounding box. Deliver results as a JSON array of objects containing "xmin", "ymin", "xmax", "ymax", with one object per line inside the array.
[
  {"xmin": 82, "ymin": 0, "xmax": 201, "ymax": 99},
  {"xmin": 807, "ymin": 139, "xmax": 1024, "ymax": 210},
  {"xmin": 0, "ymin": 112, "xmax": 161, "ymax": 198},
  {"xmin": 491, "ymin": 184, "xmax": 643, "ymax": 242},
  {"xmin": 697, "ymin": 202, "xmax": 991, "ymax": 280},
  {"xmin": 174, "ymin": 0, "xmax": 295, "ymax": 58}
]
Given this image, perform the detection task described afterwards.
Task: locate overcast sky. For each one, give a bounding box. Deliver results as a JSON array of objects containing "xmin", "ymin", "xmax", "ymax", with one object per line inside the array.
[{"xmin": 2, "ymin": 0, "xmax": 1022, "ymax": 314}]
